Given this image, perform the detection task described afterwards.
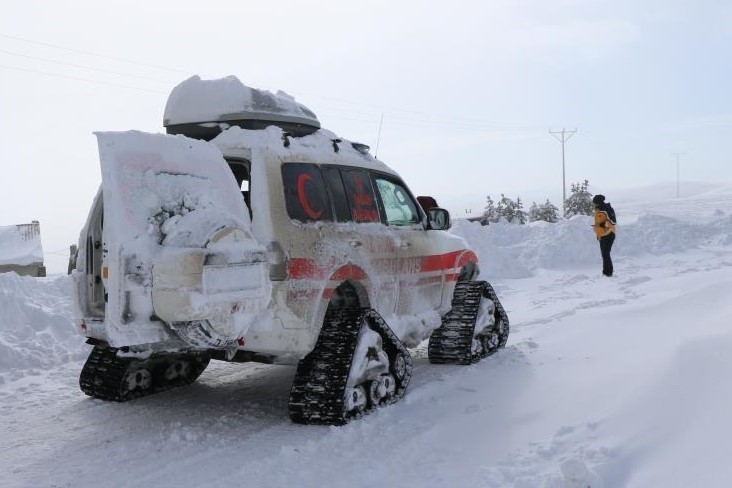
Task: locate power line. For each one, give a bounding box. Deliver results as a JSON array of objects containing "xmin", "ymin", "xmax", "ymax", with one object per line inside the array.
[
  {"xmin": 0, "ymin": 49, "xmax": 177, "ymax": 84},
  {"xmin": 0, "ymin": 33, "xmax": 551, "ymax": 137},
  {"xmin": 0, "ymin": 64, "xmax": 166, "ymax": 94},
  {"xmin": 317, "ymin": 106, "xmax": 546, "ymax": 134},
  {"xmin": 1, "ymin": 63, "xmax": 541, "ymax": 135},
  {"xmin": 0, "ymin": 33, "xmax": 190, "ymax": 73},
  {"xmin": 549, "ymin": 128, "xmax": 577, "ymax": 216},
  {"xmin": 2, "ymin": 33, "xmax": 545, "ymax": 135},
  {"xmin": 294, "ymin": 89, "xmax": 544, "ymax": 132}
]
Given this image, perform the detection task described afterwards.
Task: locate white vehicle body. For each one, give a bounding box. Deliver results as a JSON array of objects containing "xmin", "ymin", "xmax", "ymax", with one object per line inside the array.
[{"xmin": 73, "ymin": 77, "xmax": 479, "ymax": 365}]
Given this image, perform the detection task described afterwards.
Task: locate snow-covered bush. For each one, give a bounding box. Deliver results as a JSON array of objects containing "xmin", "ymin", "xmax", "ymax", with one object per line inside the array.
[
  {"xmin": 529, "ymin": 199, "xmax": 560, "ymax": 223},
  {"xmin": 564, "ymin": 180, "xmax": 593, "ymax": 217},
  {"xmin": 481, "ymin": 195, "xmax": 498, "ymax": 224},
  {"xmin": 496, "ymin": 194, "xmax": 527, "ymax": 224},
  {"xmin": 481, "ymin": 194, "xmax": 528, "ymax": 224}
]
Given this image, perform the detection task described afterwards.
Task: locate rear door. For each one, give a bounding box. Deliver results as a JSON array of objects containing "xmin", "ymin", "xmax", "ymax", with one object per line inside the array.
[{"xmin": 95, "ymin": 131, "xmax": 255, "ymax": 333}]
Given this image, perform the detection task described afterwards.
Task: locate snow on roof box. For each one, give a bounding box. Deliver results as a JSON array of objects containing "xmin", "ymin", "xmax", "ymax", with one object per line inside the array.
[{"xmin": 164, "ymin": 75, "xmax": 320, "ymax": 141}]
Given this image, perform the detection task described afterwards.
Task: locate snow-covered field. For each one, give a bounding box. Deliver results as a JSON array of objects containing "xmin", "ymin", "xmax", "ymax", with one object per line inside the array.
[{"xmin": 1, "ymin": 185, "xmax": 731, "ymax": 488}]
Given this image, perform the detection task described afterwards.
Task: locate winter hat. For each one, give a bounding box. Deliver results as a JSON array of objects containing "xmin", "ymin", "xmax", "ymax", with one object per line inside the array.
[{"xmin": 592, "ymin": 194, "xmax": 605, "ymax": 205}]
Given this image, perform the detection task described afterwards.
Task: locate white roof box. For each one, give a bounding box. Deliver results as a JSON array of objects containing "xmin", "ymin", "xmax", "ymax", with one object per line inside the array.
[{"xmin": 163, "ymin": 75, "xmax": 320, "ymax": 140}]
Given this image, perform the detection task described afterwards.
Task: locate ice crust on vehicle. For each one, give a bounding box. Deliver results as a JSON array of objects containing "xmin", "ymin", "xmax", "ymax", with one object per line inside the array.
[
  {"xmin": 94, "ymin": 131, "xmax": 269, "ymax": 345},
  {"xmin": 210, "ymin": 122, "xmax": 455, "ymax": 348},
  {"xmin": 212, "ymin": 124, "xmax": 398, "ymax": 237},
  {"xmin": 96, "ymin": 130, "xmax": 253, "ymax": 250},
  {"xmin": 163, "ymin": 75, "xmax": 319, "ymax": 128},
  {"xmin": 84, "ymin": 76, "xmax": 475, "ymax": 357},
  {"xmin": 213, "ymin": 125, "xmax": 392, "ymax": 173}
]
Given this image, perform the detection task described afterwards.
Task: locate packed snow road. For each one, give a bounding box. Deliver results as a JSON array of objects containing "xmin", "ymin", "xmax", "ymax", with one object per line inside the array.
[
  {"xmin": 2, "ymin": 246, "xmax": 732, "ymax": 487},
  {"xmin": 2, "ymin": 186, "xmax": 732, "ymax": 487}
]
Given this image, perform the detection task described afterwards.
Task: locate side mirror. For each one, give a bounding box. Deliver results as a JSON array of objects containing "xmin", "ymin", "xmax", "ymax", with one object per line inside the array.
[{"xmin": 427, "ymin": 208, "xmax": 451, "ymax": 230}]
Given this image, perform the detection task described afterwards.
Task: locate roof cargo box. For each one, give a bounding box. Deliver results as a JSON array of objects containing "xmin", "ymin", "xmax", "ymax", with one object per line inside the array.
[{"xmin": 163, "ymin": 75, "xmax": 320, "ymax": 140}]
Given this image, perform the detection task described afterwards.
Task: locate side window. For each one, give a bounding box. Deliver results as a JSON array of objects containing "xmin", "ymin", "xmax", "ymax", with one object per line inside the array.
[
  {"xmin": 374, "ymin": 176, "xmax": 421, "ymax": 226},
  {"xmin": 340, "ymin": 169, "xmax": 381, "ymax": 223},
  {"xmin": 322, "ymin": 167, "xmax": 351, "ymax": 222},
  {"xmin": 227, "ymin": 160, "xmax": 252, "ymax": 218},
  {"xmin": 282, "ymin": 163, "xmax": 333, "ymax": 222}
]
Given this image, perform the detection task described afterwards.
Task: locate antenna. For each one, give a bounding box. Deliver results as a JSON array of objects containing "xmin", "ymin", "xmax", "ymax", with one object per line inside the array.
[{"xmin": 374, "ymin": 113, "xmax": 384, "ymax": 158}]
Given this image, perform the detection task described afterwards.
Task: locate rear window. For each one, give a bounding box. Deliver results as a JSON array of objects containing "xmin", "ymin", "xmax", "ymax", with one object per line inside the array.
[
  {"xmin": 282, "ymin": 163, "xmax": 333, "ymax": 222},
  {"xmin": 322, "ymin": 166, "xmax": 351, "ymax": 222},
  {"xmin": 340, "ymin": 169, "xmax": 381, "ymax": 223}
]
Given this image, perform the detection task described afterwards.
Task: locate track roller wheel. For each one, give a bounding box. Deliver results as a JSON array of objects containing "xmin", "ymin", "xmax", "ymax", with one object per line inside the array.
[
  {"xmin": 428, "ymin": 280, "xmax": 509, "ymax": 364},
  {"xmin": 79, "ymin": 346, "xmax": 210, "ymax": 402},
  {"xmin": 289, "ymin": 308, "xmax": 412, "ymax": 425}
]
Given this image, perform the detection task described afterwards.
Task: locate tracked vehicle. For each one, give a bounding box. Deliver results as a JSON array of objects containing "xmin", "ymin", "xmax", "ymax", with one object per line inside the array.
[{"xmin": 72, "ymin": 76, "xmax": 509, "ymax": 424}]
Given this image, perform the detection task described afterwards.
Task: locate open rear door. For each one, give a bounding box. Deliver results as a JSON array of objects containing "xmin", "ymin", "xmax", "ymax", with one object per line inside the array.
[{"xmin": 95, "ymin": 131, "xmax": 269, "ymax": 348}]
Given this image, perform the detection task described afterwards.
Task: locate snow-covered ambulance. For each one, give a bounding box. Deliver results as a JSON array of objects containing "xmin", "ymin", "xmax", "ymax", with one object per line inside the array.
[{"xmin": 73, "ymin": 76, "xmax": 508, "ymax": 424}]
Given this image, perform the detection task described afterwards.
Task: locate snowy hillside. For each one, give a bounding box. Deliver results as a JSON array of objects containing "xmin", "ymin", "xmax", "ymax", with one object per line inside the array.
[{"xmin": 1, "ymin": 185, "xmax": 731, "ymax": 487}]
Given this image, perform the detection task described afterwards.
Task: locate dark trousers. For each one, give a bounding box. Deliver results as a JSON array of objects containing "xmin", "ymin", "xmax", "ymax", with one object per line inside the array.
[{"xmin": 599, "ymin": 233, "xmax": 615, "ymax": 276}]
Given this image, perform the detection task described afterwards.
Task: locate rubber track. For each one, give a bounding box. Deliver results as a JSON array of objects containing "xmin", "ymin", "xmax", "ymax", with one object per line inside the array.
[
  {"xmin": 428, "ymin": 280, "xmax": 509, "ymax": 365},
  {"xmin": 288, "ymin": 308, "xmax": 412, "ymax": 425},
  {"xmin": 485, "ymin": 281, "xmax": 510, "ymax": 349},
  {"xmin": 79, "ymin": 346, "xmax": 210, "ymax": 402}
]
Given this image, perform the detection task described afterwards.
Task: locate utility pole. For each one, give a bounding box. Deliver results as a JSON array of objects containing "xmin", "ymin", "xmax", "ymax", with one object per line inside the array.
[
  {"xmin": 671, "ymin": 152, "xmax": 686, "ymax": 198},
  {"xmin": 550, "ymin": 128, "xmax": 577, "ymax": 216}
]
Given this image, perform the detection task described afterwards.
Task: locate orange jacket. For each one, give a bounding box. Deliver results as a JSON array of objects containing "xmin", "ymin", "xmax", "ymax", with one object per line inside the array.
[{"xmin": 593, "ymin": 209, "xmax": 616, "ymax": 239}]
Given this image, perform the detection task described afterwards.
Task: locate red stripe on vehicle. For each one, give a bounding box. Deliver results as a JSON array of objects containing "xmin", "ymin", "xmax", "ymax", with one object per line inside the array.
[
  {"xmin": 419, "ymin": 250, "xmax": 463, "ymax": 273},
  {"xmin": 331, "ymin": 264, "xmax": 368, "ymax": 281},
  {"xmin": 288, "ymin": 249, "xmax": 476, "ymax": 280},
  {"xmin": 456, "ymin": 250, "xmax": 478, "ymax": 269},
  {"xmin": 288, "ymin": 258, "xmax": 327, "ymax": 280}
]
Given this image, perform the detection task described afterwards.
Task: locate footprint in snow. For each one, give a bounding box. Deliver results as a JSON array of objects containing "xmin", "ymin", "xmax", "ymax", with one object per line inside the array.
[
  {"xmin": 544, "ymin": 458, "xmax": 604, "ymax": 488},
  {"xmin": 619, "ymin": 275, "xmax": 652, "ymax": 288}
]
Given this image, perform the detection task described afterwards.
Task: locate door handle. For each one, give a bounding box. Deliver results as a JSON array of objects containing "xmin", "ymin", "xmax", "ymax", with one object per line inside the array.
[
  {"xmin": 349, "ymin": 240, "xmax": 363, "ymax": 248},
  {"xmin": 399, "ymin": 241, "xmax": 412, "ymax": 249}
]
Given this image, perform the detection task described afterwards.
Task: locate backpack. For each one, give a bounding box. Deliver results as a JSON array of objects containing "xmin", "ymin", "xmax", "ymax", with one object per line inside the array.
[{"xmin": 605, "ymin": 204, "xmax": 617, "ymax": 224}]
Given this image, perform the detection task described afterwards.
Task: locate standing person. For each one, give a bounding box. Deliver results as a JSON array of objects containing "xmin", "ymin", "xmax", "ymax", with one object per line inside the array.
[{"xmin": 592, "ymin": 194, "xmax": 616, "ymax": 277}]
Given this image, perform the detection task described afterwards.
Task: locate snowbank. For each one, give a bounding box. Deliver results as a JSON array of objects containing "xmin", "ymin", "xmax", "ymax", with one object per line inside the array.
[
  {"xmin": 0, "ymin": 273, "xmax": 85, "ymax": 383},
  {"xmin": 454, "ymin": 211, "xmax": 732, "ymax": 280}
]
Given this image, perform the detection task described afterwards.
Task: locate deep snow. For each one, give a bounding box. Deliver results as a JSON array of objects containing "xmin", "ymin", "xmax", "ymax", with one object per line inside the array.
[{"xmin": 1, "ymin": 184, "xmax": 731, "ymax": 487}]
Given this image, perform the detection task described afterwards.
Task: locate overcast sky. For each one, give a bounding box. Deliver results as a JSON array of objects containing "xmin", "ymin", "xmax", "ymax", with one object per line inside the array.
[{"xmin": 2, "ymin": 0, "xmax": 731, "ymax": 273}]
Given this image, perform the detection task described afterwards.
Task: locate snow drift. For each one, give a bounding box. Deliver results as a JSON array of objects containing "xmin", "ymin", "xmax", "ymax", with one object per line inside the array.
[
  {"xmin": 0, "ymin": 273, "xmax": 85, "ymax": 383},
  {"xmin": 452, "ymin": 191, "xmax": 732, "ymax": 281}
]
